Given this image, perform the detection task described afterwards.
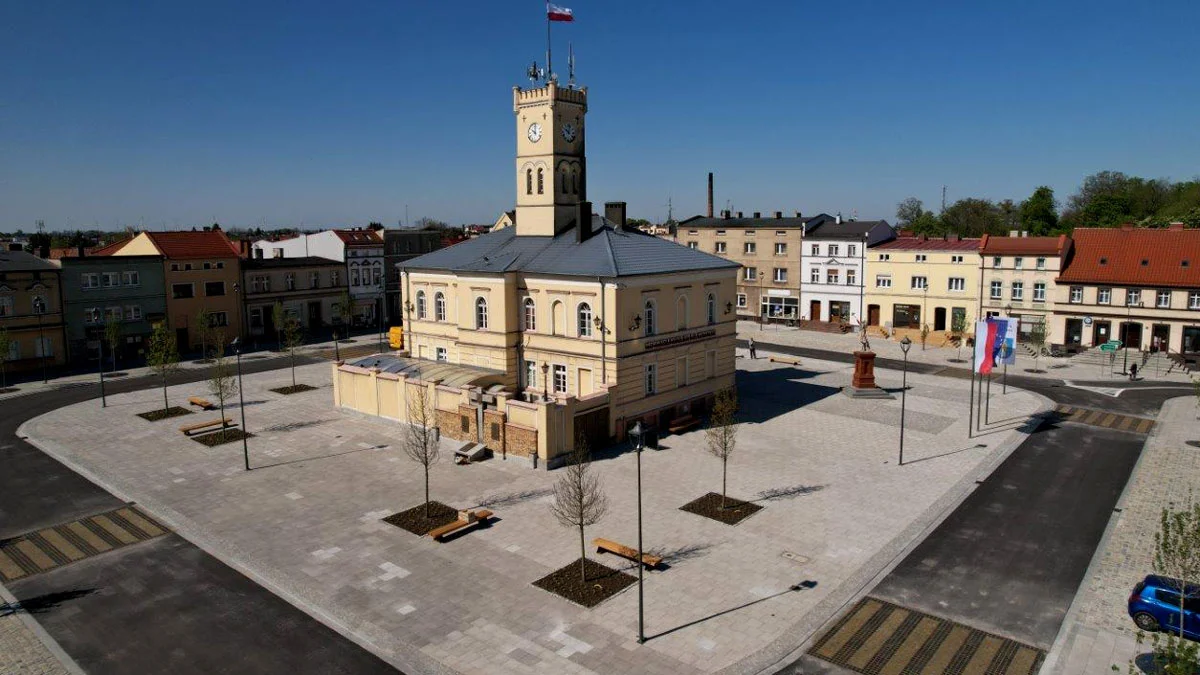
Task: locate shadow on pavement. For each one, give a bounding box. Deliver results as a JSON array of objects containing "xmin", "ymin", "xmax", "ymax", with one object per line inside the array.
[
  {"xmin": 736, "ymin": 368, "xmax": 842, "ymax": 426},
  {"xmin": 1, "ymin": 589, "xmax": 97, "ymax": 616},
  {"xmin": 903, "ymin": 443, "xmax": 988, "ymax": 466},
  {"xmin": 754, "ymin": 484, "xmax": 827, "ymax": 502},
  {"xmin": 647, "ymin": 580, "xmax": 818, "ymax": 641}
]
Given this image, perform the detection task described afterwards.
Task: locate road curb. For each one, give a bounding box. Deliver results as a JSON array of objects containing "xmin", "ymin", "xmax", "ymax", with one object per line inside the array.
[{"xmin": 0, "ymin": 581, "xmax": 87, "ymax": 675}]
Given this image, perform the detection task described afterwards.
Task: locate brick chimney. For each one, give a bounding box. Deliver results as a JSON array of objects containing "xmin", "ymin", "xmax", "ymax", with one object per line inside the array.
[
  {"xmin": 774, "ymin": 211, "xmax": 782, "ymax": 219},
  {"xmin": 575, "ymin": 201, "xmax": 594, "ymax": 243},
  {"xmin": 706, "ymin": 172, "xmax": 714, "ymax": 218},
  {"xmin": 604, "ymin": 201, "xmax": 627, "ymax": 229},
  {"xmin": 752, "ymin": 212, "xmax": 761, "ymax": 219}
]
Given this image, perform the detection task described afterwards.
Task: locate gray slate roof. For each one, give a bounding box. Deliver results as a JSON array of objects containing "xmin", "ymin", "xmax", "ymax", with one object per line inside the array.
[
  {"xmin": 678, "ymin": 213, "xmax": 835, "ymax": 231},
  {"xmin": 804, "ymin": 220, "xmax": 894, "ymax": 240},
  {"xmin": 399, "ymin": 216, "xmax": 738, "ymax": 278},
  {"xmin": 0, "ymin": 250, "xmax": 60, "ymax": 272}
]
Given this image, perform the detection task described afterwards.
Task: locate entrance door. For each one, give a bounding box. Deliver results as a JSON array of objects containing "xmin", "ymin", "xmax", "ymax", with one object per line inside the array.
[
  {"xmin": 1065, "ymin": 319, "xmax": 1083, "ymax": 345},
  {"xmin": 934, "ymin": 307, "xmax": 947, "ymax": 331},
  {"xmin": 1183, "ymin": 326, "xmax": 1200, "ymax": 354},
  {"xmin": 308, "ymin": 301, "xmax": 321, "ymax": 327},
  {"xmin": 1120, "ymin": 322, "xmax": 1143, "ymax": 350},
  {"xmin": 1151, "ymin": 324, "xmax": 1170, "ymax": 353},
  {"xmin": 867, "ymin": 305, "xmax": 880, "ymax": 326},
  {"xmin": 830, "ymin": 302, "xmax": 850, "ymax": 323},
  {"xmin": 1093, "ymin": 321, "xmax": 1111, "ymax": 346},
  {"xmin": 809, "ymin": 300, "xmax": 821, "ymax": 322},
  {"xmin": 176, "ymin": 327, "xmax": 189, "ymax": 351}
]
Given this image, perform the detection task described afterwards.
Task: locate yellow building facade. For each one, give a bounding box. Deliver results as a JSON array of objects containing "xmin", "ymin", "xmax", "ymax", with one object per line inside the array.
[{"xmin": 864, "ymin": 236, "xmax": 981, "ymax": 342}]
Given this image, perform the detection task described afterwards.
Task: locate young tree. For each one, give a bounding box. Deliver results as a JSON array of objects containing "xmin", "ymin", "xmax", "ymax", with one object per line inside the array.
[
  {"xmin": 194, "ymin": 308, "xmax": 214, "ymax": 359},
  {"xmin": 0, "ymin": 327, "xmax": 11, "ymax": 387},
  {"xmin": 337, "ymin": 290, "xmax": 353, "ymax": 332},
  {"xmin": 403, "ymin": 383, "xmax": 441, "ymax": 518},
  {"xmin": 271, "ymin": 301, "xmax": 286, "ymax": 349},
  {"xmin": 920, "ymin": 323, "xmax": 930, "ymax": 351},
  {"xmin": 1027, "ymin": 319, "xmax": 1048, "ymax": 372},
  {"xmin": 103, "ymin": 314, "xmax": 122, "ymax": 372},
  {"xmin": 207, "ymin": 340, "xmax": 238, "ymax": 433},
  {"xmin": 1128, "ymin": 499, "xmax": 1200, "ymax": 674},
  {"xmin": 281, "ymin": 316, "xmax": 305, "ymax": 387},
  {"xmin": 705, "ymin": 388, "xmax": 740, "ymax": 510},
  {"xmin": 950, "ymin": 312, "xmax": 968, "ymax": 362},
  {"xmin": 551, "ymin": 436, "xmax": 609, "ymax": 581},
  {"xmin": 146, "ymin": 323, "xmax": 181, "ymax": 414}
]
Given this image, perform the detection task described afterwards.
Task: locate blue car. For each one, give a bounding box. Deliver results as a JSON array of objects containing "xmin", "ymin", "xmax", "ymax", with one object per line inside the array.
[{"xmin": 1128, "ymin": 575, "xmax": 1200, "ymax": 640}]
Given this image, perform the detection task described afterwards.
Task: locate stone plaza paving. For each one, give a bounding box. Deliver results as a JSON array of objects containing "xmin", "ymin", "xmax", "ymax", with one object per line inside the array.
[{"xmin": 21, "ymin": 352, "xmax": 1048, "ymax": 675}]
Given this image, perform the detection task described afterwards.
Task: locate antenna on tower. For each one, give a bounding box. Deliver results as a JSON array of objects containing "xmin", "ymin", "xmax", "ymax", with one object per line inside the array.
[
  {"xmin": 527, "ymin": 61, "xmax": 542, "ymax": 84},
  {"xmin": 568, "ymin": 43, "xmax": 576, "ymax": 87}
]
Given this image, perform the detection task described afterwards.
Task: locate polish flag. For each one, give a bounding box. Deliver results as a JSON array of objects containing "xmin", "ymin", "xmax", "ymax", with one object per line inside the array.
[
  {"xmin": 547, "ymin": 3, "xmax": 574, "ymax": 21},
  {"xmin": 974, "ymin": 320, "xmax": 1000, "ymax": 375}
]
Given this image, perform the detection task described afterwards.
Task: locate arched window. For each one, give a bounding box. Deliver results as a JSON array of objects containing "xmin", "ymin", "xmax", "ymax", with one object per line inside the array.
[
  {"xmin": 523, "ymin": 297, "xmax": 536, "ymax": 331},
  {"xmin": 572, "ymin": 167, "xmax": 580, "ymax": 195},
  {"xmin": 475, "ymin": 297, "xmax": 488, "ymax": 330},
  {"xmin": 551, "ymin": 300, "xmax": 564, "ymax": 335},
  {"xmin": 644, "ymin": 300, "xmax": 656, "ymax": 337},
  {"xmin": 416, "ymin": 291, "xmax": 426, "ymax": 319},
  {"xmin": 707, "ymin": 293, "xmax": 716, "ymax": 325},
  {"xmin": 526, "ymin": 169, "xmax": 533, "ymax": 195},
  {"xmin": 434, "ymin": 292, "xmax": 446, "ymax": 322},
  {"xmin": 537, "ymin": 167, "xmax": 544, "ymax": 194},
  {"xmin": 676, "ymin": 296, "xmax": 688, "ymax": 331},
  {"xmin": 578, "ymin": 303, "xmax": 593, "ymax": 337}
]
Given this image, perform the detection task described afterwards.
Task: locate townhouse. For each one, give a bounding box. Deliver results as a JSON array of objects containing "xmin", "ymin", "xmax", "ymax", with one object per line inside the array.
[
  {"xmin": 978, "ymin": 233, "xmax": 1071, "ymax": 337},
  {"xmin": 242, "ymin": 254, "xmax": 347, "ymax": 346},
  {"xmin": 865, "ymin": 235, "xmax": 981, "ymax": 339},
  {"xmin": 800, "ymin": 219, "xmax": 895, "ymax": 325},
  {"xmin": 59, "ymin": 250, "xmax": 167, "ymax": 365},
  {"xmin": 0, "ymin": 249, "xmax": 67, "ymax": 374}
]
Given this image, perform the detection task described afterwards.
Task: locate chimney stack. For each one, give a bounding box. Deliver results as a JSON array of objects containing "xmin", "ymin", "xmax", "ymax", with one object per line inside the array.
[
  {"xmin": 76, "ymin": 244, "xmax": 86, "ymax": 258},
  {"xmin": 604, "ymin": 202, "xmax": 627, "ymax": 229},
  {"xmin": 575, "ymin": 201, "xmax": 594, "ymax": 243},
  {"xmin": 736, "ymin": 211, "xmax": 743, "ymax": 218},
  {"xmin": 795, "ymin": 211, "xmax": 802, "ymax": 218},
  {"xmin": 706, "ymin": 172, "xmax": 714, "ymax": 218},
  {"xmin": 721, "ymin": 210, "xmax": 731, "ymax": 219},
  {"xmin": 753, "ymin": 211, "xmax": 761, "ymax": 219},
  {"xmin": 774, "ymin": 211, "xmax": 782, "ymax": 219}
]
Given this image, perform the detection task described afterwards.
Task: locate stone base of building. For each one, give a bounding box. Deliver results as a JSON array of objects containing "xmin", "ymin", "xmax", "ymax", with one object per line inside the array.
[{"xmin": 841, "ymin": 385, "xmax": 895, "ymax": 400}]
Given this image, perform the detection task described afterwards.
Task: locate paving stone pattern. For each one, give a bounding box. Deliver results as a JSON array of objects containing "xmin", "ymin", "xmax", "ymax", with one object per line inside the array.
[
  {"xmin": 21, "ymin": 355, "xmax": 1044, "ymax": 675},
  {"xmin": 0, "ymin": 610, "xmax": 70, "ymax": 675}
]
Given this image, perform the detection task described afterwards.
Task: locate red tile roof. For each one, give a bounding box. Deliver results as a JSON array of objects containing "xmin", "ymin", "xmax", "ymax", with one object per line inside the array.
[
  {"xmin": 88, "ymin": 238, "xmax": 135, "ymax": 256},
  {"xmin": 979, "ymin": 234, "xmax": 1070, "ymax": 257},
  {"xmin": 1057, "ymin": 226, "xmax": 1200, "ymax": 288},
  {"xmin": 333, "ymin": 229, "xmax": 383, "ymax": 246},
  {"xmin": 145, "ymin": 231, "xmax": 239, "ymax": 260},
  {"xmin": 873, "ymin": 236, "xmax": 981, "ymax": 252}
]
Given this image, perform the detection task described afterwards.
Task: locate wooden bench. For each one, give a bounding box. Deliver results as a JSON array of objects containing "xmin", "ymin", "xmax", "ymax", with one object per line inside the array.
[
  {"xmin": 187, "ymin": 396, "xmax": 216, "ymax": 410},
  {"xmin": 428, "ymin": 509, "xmax": 494, "ymax": 541},
  {"xmin": 179, "ymin": 418, "xmax": 235, "ymax": 436},
  {"xmin": 594, "ymin": 537, "xmax": 663, "ymax": 570},
  {"xmin": 769, "ymin": 356, "xmax": 802, "ymax": 367},
  {"xmin": 668, "ymin": 415, "xmax": 700, "ymax": 434}
]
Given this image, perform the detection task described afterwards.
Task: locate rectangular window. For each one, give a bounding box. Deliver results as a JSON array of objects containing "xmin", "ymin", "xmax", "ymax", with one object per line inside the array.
[
  {"xmin": 171, "ymin": 263, "xmax": 180, "ymax": 272},
  {"xmin": 848, "ymin": 244, "xmax": 858, "ymax": 257},
  {"xmin": 1034, "ymin": 282, "xmax": 1046, "ymax": 302},
  {"xmin": 310, "ymin": 271, "xmax": 319, "ymax": 288},
  {"xmin": 915, "ymin": 254, "xmax": 927, "ymax": 263},
  {"xmin": 743, "ymin": 267, "xmax": 757, "ymax": 281},
  {"xmin": 554, "ymin": 364, "xmax": 567, "ymax": 394},
  {"xmin": 810, "ymin": 268, "xmax": 820, "ymax": 283},
  {"xmin": 675, "ymin": 356, "xmax": 688, "ymax": 388},
  {"xmin": 123, "ymin": 271, "xmax": 140, "ymax": 286},
  {"xmin": 1014, "ymin": 257, "xmax": 1024, "ymax": 269},
  {"xmin": 104, "ymin": 306, "xmax": 121, "ymax": 321},
  {"xmin": 1190, "ymin": 290, "xmax": 1200, "ymax": 310},
  {"xmin": 744, "ymin": 230, "xmax": 756, "ymax": 236},
  {"xmin": 331, "ymin": 270, "xmax": 340, "ymax": 286},
  {"xmin": 1098, "ymin": 288, "xmax": 1111, "ymax": 304},
  {"xmin": 773, "ymin": 268, "xmax": 787, "ymax": 283},
  {"xmin": 828, "ymin": 244, "xmax": 839, "ymax": 256},
  {"xmin": 948, "ymin": 277, "xmax": 965, "ymax": 291},
  {"xmin": 525, "ymin": 360, "xmax": 537, "ymax": 389},
  {"xmin": 826, "ymin": 269, "xmax": 839, "ymax": 284},
  {"xmin": 736, "ymin": 293, "xmax": 747, "ymax": 308},
  {"xmin": 878, "ymin": 253, "xmax": 890, "ymax": 261},
  {"xmin": 81, "ymin": 273, "xmax": 99, "ymax": 289},
  {"xmin": 436, "ymin": 347, "xmax": 448, "ymax": 362},
  {"xmin": 7, "ymin": 338, "xmax": 18, "ymax": 361},
  {"xmin": 1070, "ymin": 286, "xmax": 1083, "ymax": 303},
  {"xmin": 208, "ymin": 311, "xmax": 229, "ymax": 327},
  {"xmin": 351, "ymin": 269, "xmax": 360, "ymax": 286},
  {"xmin": 846, "ymin": 269, "xmax": 857, "ymax": 286},
  {"xmin": 951, "ymin": 255, "xmax": 964, "ymax": 263},
  {"xmin": 644, "ymin": 363, "xmax": 657, "ymax": 395},
  {"xmin": 102, "ymin": 272, "xmax": 120, "ymax": 287},
  {"xmin": 687, "ymin": 230, "xmax": 698, "ymax": 235},
  {"xmin": 687, "ymin": 241, "xmax": 698, "ymax": 250},
  {"xmin": 875, "ymin": 275, "xmax": 892, "ymax": 288},
  {"xmin": 124, "ymin": 305, "xmax": 143, "ymax": 321},
  {"xmin": 1036, "ymin": 257, "xmax": 1047, "ymax": 270},
  {"xmin": 84, "ymin": 307, "xmax": 100, "ymax": 324},
  {"xmin": 706, "ymin": 350, "xmax": 716, "ymax": 379},
  {"xmin": 715, "ymin": 230, "xmax": 726, "ymax": 236},
  {"xmin": 776, "ymin": 242, "xmax": 787, "ymax": 255},
  {"xmin": 205, "ymin": 281, "xmax": 226, "ymax": 296},
  {"xmin": 172, "ymin": 283, "xmax": 194, "ymax": 299},
  {"xmin": 34, "ymin": 336, "xmax": 54, "ymax": 358},
  {"xmin": 249, "ymin": 307, "xmax": 263, "ymax": 328},
  {"xmin": 1011, "ymin": 281, "xmax": 1024, "ymax": 300},
  {"xmin": 911, "ymin": 276, "xmax": 928, "ymax": 290},
  {"xmin": 1127, "ymin": 289, "xmax": 1142, "ymax": 306},
  {"xmin": 992, "ymin": 257, "xmax": 1002, "ymax": 268},
  {"xmin": 744, "ymin": 242, "xmax": 755, "ymax": 254},
  {"xmin": 990, "ymin": 281, "xmax": 1003, "ymax": 299},
  {"xmin": 285, "ymin": 274, "xmax": 295, "ymax": 291},
  {"xmin": 0, "ymin": 296, "xmax": 12, "ymax": 317},
  {"xmin": 715, "ymin": 242, "xmax": 726, "ymax": 253},
  {"xmin": 1157, "ymin": 289, "xmax": 1171, "ymax": 308},
  {"xmin": 203, "ymin": 262, "xmax": 211, "ymax": 270},
  {"xmin": 810, "ymin": 244, "xmax": 819, "ymax": 256}
]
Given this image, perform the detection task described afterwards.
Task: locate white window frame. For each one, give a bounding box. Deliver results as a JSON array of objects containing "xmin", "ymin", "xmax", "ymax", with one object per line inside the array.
[
  {"xmin": 525, "ymin": 359, "xmax": 537, "ymax": 389},
  {"xmin": 1036, "ymin": 257, "xmax": 1047, "ymax": 270},
  {"xmin": 1098, "ymin": 288, "xmax": 1112, "ymax": 304},
  {"xmin": 915, "ymin": 254, "xmax": 927, "ymax": 263},
  {"xmin": 522, "ymin": 297, "xmax": 535, "ymax": 331},
  {"xmin": 715, "ymin": 241, "xmax": 727, "ymax": 254},
  {"xmin": 687, "ymin": 241, "xmax": 698, "ymax": 250},
  {"xmin": 810, "ymin": 268, "xmax": 819, "ymax": 283},
  {"xmin": 743, "ymin": 267, "xmax": 757, "ymax": 281},
  {"xmin": 434, "ymin": 292, "xmax": 446, "ymax": 322},
  {"xmin": 1014, "ymin": 257, "xmax": 1024, "ymax": 270},
  {"xmin": 707, "ymin": 293, "xmax": 716, "ymax": 325},
  {"xmin": 992, "ymin": 257, "xmax": 1002, "ymax": 268},
  {"xmin": 846, "ymin": 269, "xmax": 857, "ymax": 286},
  {"xmin": 878, "ymin": 253, "xmax": 890, "ymax": 261},
  {"xmin": 990, "ymin": 280, "xmax": 1002, "ymax": 299},
  {"xmin": 435, "ymin": 347, "xmax": 448, "ymax": 362},
  {"xmin": 911, "ymin": 276, "xmax": 928, "ymax": 290},
  {"xmin": 643, "ymin": 299, "xmax": 656, "ymax": 337},
  {"xmin": 736, "ymin": 293, "xmax": 747, "ymax": 308},
  {"xmin": 1127, "ymin": 289, "xmax": 1142, "ymax": 306},
  {"xmin": 475, "ymin": 296, "xmax": 488, "ymax": 330},
  {"xmin": 848, "ymin": 244, "xmax": 858, "ymax": 257},
  {"xmin": 951, "ymin": 255, "xmax": 963, "ymax": 263},
  {"xmin": 1156, "ymin": 289, "xmax": 1171, "ymax": 308},
  {"xmin": 1189, "ymin": 290, "xmax": 1200, "ymax": 310},
  {"xmin": 82, "ymin": 273, "xmax": 99, "ymax": 289},
  {"xmin": 875, "ymin": 275, "xmax": 892, "ymax": 288},
  {"xmin": 1033, "ymin": 282, "xmax": 1046, "ymax": 302},
  {"xmin": 810, "ymin": 244, "xmax": 819, "ymax": 256},
  {"xmin": 553, "ymin": 364, "xmax": 567, "ymax": 394},
  {"xmin": 416, "ymin": 290, "xmax": 426, "ymax": 319},
  {"xmin": 776, "ymin": 242, "xmax": 787, "ymax": 256},
  {"xmin": 828, "ymin": 244, "xmax": 839, "ymax": 256},
  {"xmin": 577, "ymin": 302, "xmax": 593, "ymax": 337},
  {"xmin": 948, "ymin": 277, "xmax": 965, "ymax": 292},
  {"xmin": 1011, "ymin": 281, "xmax": 1024, "ymax": 300},
  {"xmin": 773, "ymin": 268, "xmax": 787, "ymax": 283},
  {"xmin": 827, "ymin": 269, "xmax": 839, "ymax": 284},
  {"xmin": 1070, "ymin": 286, "xmax": 1083, "ymax": 304},
  {"xmin": 744, "ymin": 242, "xmax": 755, "ymax": 254},
  {"xmin": 102, "ymin": 271, "xmax": 120, "ymax": 287}
]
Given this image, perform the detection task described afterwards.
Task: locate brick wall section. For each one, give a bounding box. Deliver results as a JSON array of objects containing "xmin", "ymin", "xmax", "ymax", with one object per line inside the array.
[
  {"xmin": 436, "ymin": 409, "xmax": 465, "ymax": 442},
  {"xmin": 483, "ymin": 409, "xmax": 507, "ymax": 454},
  {"xmin": 458, "ymin": 404, "xmax": 479, "ymax": 443},
  {"xmin": 505, "ymin": 423, "xmax": 537, "ymax": 457}
]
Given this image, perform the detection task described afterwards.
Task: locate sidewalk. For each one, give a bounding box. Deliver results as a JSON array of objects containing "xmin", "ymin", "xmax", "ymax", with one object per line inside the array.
[
  {"xmin": 0, "ymin": 584, "xmax": 79, "ymax": 675},
  {"xmin": 1041, "ymin": 395, "xmax": 1200, "ymax": 674},
  {"xmin": 738, "ymin": 321, "xmax": 1196, "ymax": 384}
]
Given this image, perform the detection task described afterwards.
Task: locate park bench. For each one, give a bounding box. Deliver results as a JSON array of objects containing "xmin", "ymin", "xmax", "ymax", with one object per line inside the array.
[
  {"xmin": 594, "ymin": 538, "xmax": 663, "ymax": 570},
  {"xmin": 427, "ymin": 509, "xmax": 494, "ymax": 541},
  {"xmin": 179, "ymin": 418, "xmax": 235, "ymax": 436},
  {"xmin": 667, "ymin": 415, "xmax": 700, "ymax": 434},
  {"xmin": 187, "ymin": 396, "xmax": 216, "ymax": 410}
]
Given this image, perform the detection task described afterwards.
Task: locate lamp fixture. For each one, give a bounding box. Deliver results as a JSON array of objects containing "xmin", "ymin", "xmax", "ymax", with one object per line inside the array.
[
  {"xmin": 629, "ymin": 314, "xmax": 641, "ymax": 332},
  {"xmin": 725, "ymin": 301, "xmax": 733, "ymax": 315}
]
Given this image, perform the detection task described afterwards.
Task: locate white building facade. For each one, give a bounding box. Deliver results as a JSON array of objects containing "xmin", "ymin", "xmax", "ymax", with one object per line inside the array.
[
  {"xmin": 799, "ymin": 220, "xmax": 894, "ymax": 324},
  {"xmin": 253, "ymin": 227, "xmax": 386, "ymax": 325}
]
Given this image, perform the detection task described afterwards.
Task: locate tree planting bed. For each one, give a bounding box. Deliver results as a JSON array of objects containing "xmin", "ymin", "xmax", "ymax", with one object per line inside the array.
[
  {"xmin": 190, "ymin": 428, "xmax": 253, "ymax": 447},
  {"xmin": 383, "ymin": 501, "xmax": 458, "ymax": 536},
  {"xmin": 532, "ymin": 558, "xmax": 636, "ymax": 608},
  {"xmin": 680, "ymin": 492, "xmax": 763, "ymax": 526},
  {"xmin": 269, "ymin": 384, "xmax": 318, "ymax": 395},
  {"xmin": 137, "ymin": 406, "xmax": 193, "ymax": 422}
]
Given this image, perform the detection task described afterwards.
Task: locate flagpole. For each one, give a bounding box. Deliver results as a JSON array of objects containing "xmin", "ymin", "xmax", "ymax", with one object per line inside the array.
[{"xmin": 546, "ymin": 2, "xmax": 552, "ymax": 81}]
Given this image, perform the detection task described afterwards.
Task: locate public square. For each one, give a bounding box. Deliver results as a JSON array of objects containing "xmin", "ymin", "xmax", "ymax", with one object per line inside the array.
[{"xmin": 19, "ymin": 353, "xmax": 1046, "ymax": 675}]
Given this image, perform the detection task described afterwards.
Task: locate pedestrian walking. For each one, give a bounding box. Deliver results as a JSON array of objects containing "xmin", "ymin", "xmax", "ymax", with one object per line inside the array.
[
  {"xmin": 748, "ymin": 338, "xmax": 757, "ymax": 360},
  {"xmin": 1129, "ymin": 363, "xmax": 1138, "ymax": 381}
]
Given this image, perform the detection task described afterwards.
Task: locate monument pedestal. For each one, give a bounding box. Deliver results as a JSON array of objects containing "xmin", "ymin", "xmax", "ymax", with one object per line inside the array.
[{"xmin": 843, "ymin": 350, "xmax": 895, "ymax": 399}]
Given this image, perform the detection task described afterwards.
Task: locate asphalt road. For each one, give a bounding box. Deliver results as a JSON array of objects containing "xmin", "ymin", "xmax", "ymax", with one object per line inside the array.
[
  {"xmin": 756, "ymin": 339, "xmax": 1193, "ymax": 674},
  {"xmin": 0, "ymin": 353, "xmax": 399, "ymax": 674}
]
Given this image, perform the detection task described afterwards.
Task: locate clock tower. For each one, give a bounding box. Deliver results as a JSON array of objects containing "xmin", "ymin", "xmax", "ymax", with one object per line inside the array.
[{"xmin": 513, "ymin": 80, "xmax": 587, "ymax": 237}]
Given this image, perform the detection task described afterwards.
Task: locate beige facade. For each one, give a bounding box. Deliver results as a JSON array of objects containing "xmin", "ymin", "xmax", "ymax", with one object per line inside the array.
[
  {"xmin": 0, "ymin": 251, "xmax": 67, "ymax": 374},
  {"xmin": 978, "ymin": 234, "xmax": 1071, "ymax": 336},
  {"xmin": 864, "ymin": 237, "xmax": 981, "ymax": 342},
  {"xmin": 242, "ymin": 257, "xmax": 346, "ymax": 341}
]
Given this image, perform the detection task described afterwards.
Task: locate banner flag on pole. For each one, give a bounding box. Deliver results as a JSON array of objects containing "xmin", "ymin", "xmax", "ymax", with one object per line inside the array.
[
  {"xmin": 974, "ymin": 320, "xmax": 999, "ymax": 375},
  {"xmin": 547, "ymin": 3, "xmax": 574, "ymax": 21},
  {"xmin": 1000, "ymin": 319, "xmax": 1018, "ymax": 365}
]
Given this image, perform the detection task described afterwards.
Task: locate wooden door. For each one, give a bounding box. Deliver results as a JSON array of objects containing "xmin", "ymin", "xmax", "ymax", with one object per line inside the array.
[
  {"xmin": 867, "ymin": 305, "xmax": 880, "ymax": 326},
  {"xmin": 809, "ymin": 300, "xmax": 821, "ymax": 322}
]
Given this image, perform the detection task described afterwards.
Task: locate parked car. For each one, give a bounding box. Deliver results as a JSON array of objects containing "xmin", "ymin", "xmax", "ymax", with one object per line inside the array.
[{"xmin": 1128, "ymin": 575, "xmax": 1200, "ymax": 640}]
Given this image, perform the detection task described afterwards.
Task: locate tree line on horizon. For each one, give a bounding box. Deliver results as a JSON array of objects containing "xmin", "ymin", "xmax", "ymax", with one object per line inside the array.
[{"xmin": 896, "ymin": 170, "xmax": 1200, "ymax": 239}]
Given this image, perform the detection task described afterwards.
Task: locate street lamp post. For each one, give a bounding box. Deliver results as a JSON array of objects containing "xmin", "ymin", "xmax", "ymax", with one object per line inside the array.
[
  {"xmin": 33, "ymin": 296, "xmax": 48, "ymax": 383},
  {"xmin": 899, "ymin": 337, "xmax": 912, "ymax": 466},
  {"xmin": 541, "ymin": 363, "xmax": 550, "ymax": 402},
  {"xmin": 231, "ymin": 337, "xmax": 250, "ymax": 471},
  {"xmin": 332, "ymin": 330, "xmax": 340, "ymax": 362},
  {"xmin": 98, "ymin": 331, "xmax": 107, "ymax": 407},
  {"xmin": 628, "ymin": 420, "xmax": 647, "ymax": 644}
]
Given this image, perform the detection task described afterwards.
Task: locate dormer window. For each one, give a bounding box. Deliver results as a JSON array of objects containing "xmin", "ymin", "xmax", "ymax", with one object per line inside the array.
[
  {"xmin": 1099, "ymin": 257, "xmax": 1107, "ymax": 265},
  {"xmin": 1141, "ymin": 259, "xmax": 1149, "ymax": 266}
]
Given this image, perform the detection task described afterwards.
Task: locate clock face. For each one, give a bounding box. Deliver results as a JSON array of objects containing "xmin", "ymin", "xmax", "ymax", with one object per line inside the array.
[
  {"xmin": 561, "ymin": 123, "xmax": 577, "ymax": 142},
  {"xmin": 527, "ymin": 123, "xmax": 542, "ymax": 143}
]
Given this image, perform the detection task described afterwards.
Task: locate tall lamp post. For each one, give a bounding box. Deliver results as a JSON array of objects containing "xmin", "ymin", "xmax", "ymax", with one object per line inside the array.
[
  {"xmin": 1123, "ymin": 301, "xmax": 1144, "ymax": 376},
  {"xmin": 332, "ymin": 329, "xmax": 340, "ymax": 362},
  {"xmin": 377, "ymin": 292, "xmax": 385, "ymax": 354},
  {"xmin": 627, "ymin": 420, "xmax": 647, "ymax": 644},
  {"xmin": 898, "ymin": 337, "xmax": 912, "ymax": 466},
  {"xmin": 33, "ymin": 296, "xmax": 48, "ymax": 383},
  {"xmin": 541, "ymin": 363, "xmax": 550, "ymax": 402},
  {"xmin": 231, "ymin": 337, "xmax": 250, "ymax": 471},
  {"xmin": 98, "ymin": 331, "xmax": 107, "ymax": 407}
]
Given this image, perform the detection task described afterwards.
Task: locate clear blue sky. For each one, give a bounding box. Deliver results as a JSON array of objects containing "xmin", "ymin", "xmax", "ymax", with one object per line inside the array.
[{"xmin": 3, "ymin": 1, "xmax": 1198, "ymax": 231}]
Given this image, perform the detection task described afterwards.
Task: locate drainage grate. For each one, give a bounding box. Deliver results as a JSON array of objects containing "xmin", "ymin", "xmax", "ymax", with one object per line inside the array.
[{"xmin": 809, "ymin": 596, "xmax": 1044, "ymax": 675}]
